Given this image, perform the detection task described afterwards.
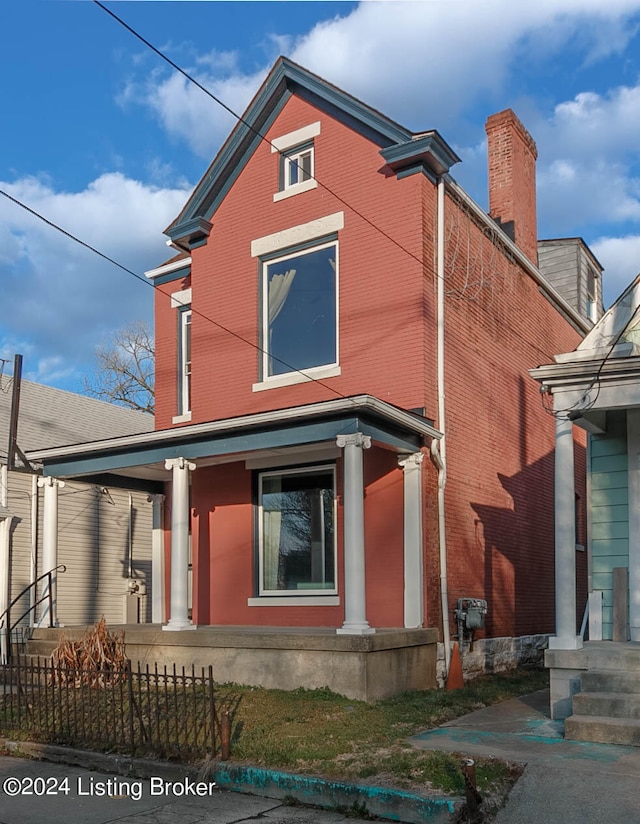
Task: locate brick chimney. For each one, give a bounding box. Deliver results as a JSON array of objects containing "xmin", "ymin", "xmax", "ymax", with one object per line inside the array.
[{"xmin": 485, "ymin": 109, "xmax": 538, "ymax": 265}]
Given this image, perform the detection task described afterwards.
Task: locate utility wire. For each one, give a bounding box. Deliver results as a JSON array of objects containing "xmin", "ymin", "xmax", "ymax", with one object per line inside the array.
[
  {"xmin": 95, "ymin": 1, "xmax": 623, "ymax": 418},
  {"xmin": 0, "ymin": 186, "xmax": 350, "ymax": 402},
  {"xmin": 93, "ymin": 0, "xmax": 429, "ymax": 273}
]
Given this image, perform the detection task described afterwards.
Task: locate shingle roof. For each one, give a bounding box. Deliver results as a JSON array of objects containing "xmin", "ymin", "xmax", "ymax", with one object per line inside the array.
[{"xmin": 0, "ymin": 378, "xmax": 153, "ymax": 465}]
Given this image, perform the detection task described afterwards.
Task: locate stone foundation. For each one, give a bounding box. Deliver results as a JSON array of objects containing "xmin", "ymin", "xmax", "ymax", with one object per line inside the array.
[{"xmin": 436, "ymin": 634, "xmax": 549, "ymax": 686}]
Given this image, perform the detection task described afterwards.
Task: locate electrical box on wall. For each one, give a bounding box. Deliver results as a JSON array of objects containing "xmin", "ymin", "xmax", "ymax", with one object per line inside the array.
[{"xmin": 455, "ymin": 597, "xmax": 488, "ymax": 643}]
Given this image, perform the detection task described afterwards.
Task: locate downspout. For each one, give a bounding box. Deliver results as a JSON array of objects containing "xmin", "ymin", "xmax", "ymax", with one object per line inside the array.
[{"xmin": 433, "ymin": 176, "xmax": 451, "ymax": 677}]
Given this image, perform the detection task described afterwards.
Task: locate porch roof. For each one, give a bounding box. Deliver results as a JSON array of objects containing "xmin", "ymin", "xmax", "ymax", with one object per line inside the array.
[{"xmin": 26, "ymin": 394, "xmax": 441, "ymax": 483}]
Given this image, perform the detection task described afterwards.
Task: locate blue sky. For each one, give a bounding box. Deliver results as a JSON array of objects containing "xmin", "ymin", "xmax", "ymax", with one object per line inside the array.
[{"xmin": 2, "ymin": 0, "xmax": 640, "ymax": 394}]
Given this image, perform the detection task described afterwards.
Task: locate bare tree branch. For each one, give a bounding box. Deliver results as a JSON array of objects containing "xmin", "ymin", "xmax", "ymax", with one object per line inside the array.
[{"xmin": 83, "ymin": 321, "xmax": 155, "ymax": 414}]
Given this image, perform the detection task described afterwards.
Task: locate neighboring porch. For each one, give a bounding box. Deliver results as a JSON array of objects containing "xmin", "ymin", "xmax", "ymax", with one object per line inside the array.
[
  {"xmin": 26, "ymin": 624, "xmax": 439, "ymax": 702},
  {"xmin": 531, "ymin": 276, "xmax": 640, "ymax": 739},
  {"xmin": 546, "ymin": 641, "xmax": 640, "ymax": 745}
]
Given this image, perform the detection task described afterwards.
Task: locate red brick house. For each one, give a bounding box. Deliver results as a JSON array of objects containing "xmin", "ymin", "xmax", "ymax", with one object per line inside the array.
[{"xmin": 29, "ymin": 58, "xmax": 598, "ymax": 698}]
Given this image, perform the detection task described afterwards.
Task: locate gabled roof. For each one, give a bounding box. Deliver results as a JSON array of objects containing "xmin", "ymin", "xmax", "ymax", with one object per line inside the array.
[
  {"xmin": 0, "ymin": 377, "xmax": 153, "ymax": 466},
  {"xmin": 553, "ymin": 273, "xmax": 640, "ymax": 365},
  {"xmin": 165, "ymin": 56, "xmax": 459, "ymax": 249}
]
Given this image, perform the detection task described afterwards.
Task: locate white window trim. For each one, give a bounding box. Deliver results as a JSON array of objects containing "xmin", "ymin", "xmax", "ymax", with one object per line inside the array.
[
  {"xmin": 259, "ymin": 239, "xmax": 339, "ymax": 383},
  {"xmin": 172, "ymin": 412, "xmax": 192, "ymax": 424},
  {"xmin": 251, "ymin": 212, "xmax": 344, "ymax": 258},
  {"xmin": 258, "ymin": 464, "xmax": 338, "ymax": 598},
  {"xmin": 270, "ymin": 121, "xmax": 321, "ymax": 153},
  {"xmin": 273, "ymin": 178, "xmax": 317, "ymax": 202},
  {"xmin": 252, "ymin": 364, "xmax": 341, "ymax": 393},
  {"xmin": 248, "ymin": 596, "xmax": 340, "ymax": 607}
]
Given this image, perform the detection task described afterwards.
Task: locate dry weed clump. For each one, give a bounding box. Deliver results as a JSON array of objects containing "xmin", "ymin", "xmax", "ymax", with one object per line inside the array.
[{"xmin": 50, "ymin": 617, "xmax": 128, "ymax": 687}]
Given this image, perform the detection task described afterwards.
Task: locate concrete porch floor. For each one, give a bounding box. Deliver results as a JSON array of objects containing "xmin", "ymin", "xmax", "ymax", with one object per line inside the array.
[{"xmin": 27, "ymin": 624, "xmax": 439, "ymax": 702}]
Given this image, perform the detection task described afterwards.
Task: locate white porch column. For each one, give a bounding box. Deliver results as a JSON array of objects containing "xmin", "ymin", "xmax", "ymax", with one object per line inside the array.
[
  {"xmin": 336, "ymin": 433, "xmax": 374, "ymax": 635},
  {"xmin": 163, "ymin": 458, "xmax": 197, "ymax": 631},
  {"xmin": 548, "ymin": 416, "xmax": 582, "ymax": 650},
  {"xmin": 149, "ymin": 493, "xmax": 166, "ymax": 625},
  {"xmin": 399, "ymin": 452, "xmax": 424, "ymax": 628},
  {"xmin": 37, "ymin": 476, "xmax": 65, "ymax": 628}
]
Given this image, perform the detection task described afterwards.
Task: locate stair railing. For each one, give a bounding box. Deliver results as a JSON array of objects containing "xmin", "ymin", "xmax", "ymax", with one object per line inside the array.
[{"xmin": 0, "ymin": 564, "xmax": 67, "ymax": 662}]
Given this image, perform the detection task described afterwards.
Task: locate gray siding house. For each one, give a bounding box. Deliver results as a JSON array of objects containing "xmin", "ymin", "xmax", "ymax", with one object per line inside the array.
[{"xmin": 0, "ymin": 377, "xmax": 156, "ymax": 648}]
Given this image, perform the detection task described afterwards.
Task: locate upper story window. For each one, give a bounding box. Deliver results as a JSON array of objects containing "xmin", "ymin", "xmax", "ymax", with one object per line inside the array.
[
  {"xmin": 179, "ymin": 307, "xmax": 192, "ymax": 416},
  {"xmin": 262, "ymin": 241, "xmax": 338, "ymax": 380},
  {"xmin": 283, "ymin": 143, "xmax": 313, "ymax": 190},
  {"xmin": 271, "ymin": 121, "xmax": 320, "ymax": 202},
  {"xmin": 251, "ymin": 212, "xmax": 343, "ymax": 391},
  {"xmin": 170, "ymin": 287, "xmax": 192, "ymax": 423}
]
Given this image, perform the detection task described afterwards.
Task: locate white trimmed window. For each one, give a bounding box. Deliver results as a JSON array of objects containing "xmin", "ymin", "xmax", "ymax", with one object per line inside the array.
[
  {"xmin": 261, "ymin": 240, "xmax": 338, "ymax": 380},
  {"xmin": 271, "ymin": 121, "xmax": 320, "ymax": 202},
  {"xmin": 178, "ymin": 307, "xmax": 192, "ymax": 417},
  {"xmin": 283, "ymin": 144, "xmax": 313, "ymax": 189},
  {"xmin": 258, "ymin": 465, "xmax": 337, "ymax": 595}
]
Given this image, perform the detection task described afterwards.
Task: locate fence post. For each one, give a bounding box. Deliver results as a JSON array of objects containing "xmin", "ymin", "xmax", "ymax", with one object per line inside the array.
[{"xmin": 126, "ymin": 660, "xmax": 135, "ymax": 755}]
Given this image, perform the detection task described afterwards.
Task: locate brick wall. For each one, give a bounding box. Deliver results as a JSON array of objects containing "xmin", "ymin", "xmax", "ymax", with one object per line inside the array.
[{"xmin": 155, "ymin": 93, "xmax": 587, "ymax": 638}]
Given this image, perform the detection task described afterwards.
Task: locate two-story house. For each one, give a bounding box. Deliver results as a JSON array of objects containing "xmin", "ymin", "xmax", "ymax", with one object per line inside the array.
[{"xmin": 28, "ymin": 58, "xmax": 598, "ymax": 700}]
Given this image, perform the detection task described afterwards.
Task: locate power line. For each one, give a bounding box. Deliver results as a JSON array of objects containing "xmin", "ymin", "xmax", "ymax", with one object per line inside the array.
[
  {"xmin": 93, "ymin": 0, "xmax": 429, "ymax": 274},
  {"xmin": 0, "ymin": 186, "xmax": 350, "ymax": 403},
  {"xmin": 95, "ymin": 1, "xmax": 623, "ymax": 414}
]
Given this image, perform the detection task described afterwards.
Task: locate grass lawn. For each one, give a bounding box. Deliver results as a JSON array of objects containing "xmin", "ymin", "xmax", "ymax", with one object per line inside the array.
[{"xmin": 216, "ymin": 667, "xmax": 548, "ymax": 798}]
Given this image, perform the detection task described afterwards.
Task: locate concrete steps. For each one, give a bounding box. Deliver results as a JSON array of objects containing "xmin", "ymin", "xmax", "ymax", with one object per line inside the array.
[{"xmin": 566, "ymin": 668, "xmax": 640, "ymax": 745}]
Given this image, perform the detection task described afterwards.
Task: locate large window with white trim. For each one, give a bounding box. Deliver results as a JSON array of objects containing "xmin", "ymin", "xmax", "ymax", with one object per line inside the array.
[
  {"xmin": 258, "ymin": 465, "xmax": 336, "ymax": 595},
  {"xmin": 262, "ymin": 241, "xmax": 337, "ymax": 379}
]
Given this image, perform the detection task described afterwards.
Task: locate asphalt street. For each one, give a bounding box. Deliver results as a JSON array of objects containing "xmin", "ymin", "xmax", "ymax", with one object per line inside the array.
[{"xmin": 0, "ymin": 755, "xmax": 363, "ymax": 824}]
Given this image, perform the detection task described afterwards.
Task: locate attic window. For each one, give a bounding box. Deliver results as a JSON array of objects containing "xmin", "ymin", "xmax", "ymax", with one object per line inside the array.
[
  {"xmin": 284, "ymin": 144, "xmax": 313, "ymax": 189},
  {"xmin": 272, "ymin": 121, "xmax": 320, "ymax": 202}
]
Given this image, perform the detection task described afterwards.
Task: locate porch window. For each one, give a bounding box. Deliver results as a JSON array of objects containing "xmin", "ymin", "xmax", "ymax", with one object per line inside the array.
[
  {"xmin": 261, "ymin": 241, "xmax": 338, "ymax": 379},
  {"xmin": 258, "ymin": 466, "xmax": 336, "ymax": 595}
]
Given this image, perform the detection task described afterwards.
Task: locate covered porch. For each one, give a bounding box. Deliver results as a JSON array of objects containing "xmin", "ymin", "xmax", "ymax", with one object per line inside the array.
[{"xmin": 26, "ymin": 394, "xmax": 442, "ymax": 700}]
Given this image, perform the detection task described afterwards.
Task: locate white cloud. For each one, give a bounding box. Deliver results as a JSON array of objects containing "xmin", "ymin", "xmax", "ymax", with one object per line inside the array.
[
  {"xmin": 591, "ymin": 235, "xmax": 640, "ymax": 305},
  {"xmin": 120, "ymin": 1, "xmax": 640, "ymax": 157},
  {"xmin": 0, "ymin": 173, "xmax": 191, "ymax": 384},
  {"xmin": 119, "ymin": 64, "xmax": 266, "ymax": 159}
]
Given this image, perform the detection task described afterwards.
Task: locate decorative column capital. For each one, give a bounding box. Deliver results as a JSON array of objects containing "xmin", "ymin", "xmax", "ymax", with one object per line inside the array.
[
  {"xmin": 147, "ymin": 493, "xmax": 166, "ymax": 505},
  {"xmin": 398, "ymin": 452, "xmax": 424, "ymax": 469},
  {"xmin": 164, "ymin": 457, "xmax": 196, "ymax": 472},
  {"xmin": 336, "ymin": 433, "xmax": 371, "ymax": 450},
  {"xmin": 37, "ymin": 476, "xmax": 65, "ymax": 489}
]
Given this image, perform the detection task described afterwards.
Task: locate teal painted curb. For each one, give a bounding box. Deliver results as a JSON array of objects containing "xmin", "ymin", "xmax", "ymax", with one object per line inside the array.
[{"xmin": 212, "ymin": 764, "xmax": 459, "ymax": 824}]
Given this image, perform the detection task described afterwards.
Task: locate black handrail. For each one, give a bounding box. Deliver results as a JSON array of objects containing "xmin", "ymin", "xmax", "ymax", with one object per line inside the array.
[{"xmin": 0, "ymin": 564, "xmax": 66, "ymax": 659}]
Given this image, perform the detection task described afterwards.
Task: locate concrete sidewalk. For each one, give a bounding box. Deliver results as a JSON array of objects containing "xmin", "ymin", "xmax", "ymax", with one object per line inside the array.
[{"xmin": 411, "ymin": 689, "xmax": 640, "ymax": 823}]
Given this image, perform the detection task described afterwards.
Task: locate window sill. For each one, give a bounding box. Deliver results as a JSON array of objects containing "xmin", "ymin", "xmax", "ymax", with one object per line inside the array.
[
  {"xmin": 248, "ymin": 596, "xmax": 340, "ymax": 607},
  {"xmin": 273, "ymin": 179, "xmax": 317, "ymax": 202},
  {"xmin": 172, "ymin": 412, "xmax": 192, "ymax": 424},
  {"xmin": 253, "ymin": 364, "xmax": 340, "ymax": 393}
]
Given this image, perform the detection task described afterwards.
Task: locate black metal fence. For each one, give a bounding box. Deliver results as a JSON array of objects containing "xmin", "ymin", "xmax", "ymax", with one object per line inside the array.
[{"xmin": 0, "ymin": 657, "xmax": 222, "ymax": 761}]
